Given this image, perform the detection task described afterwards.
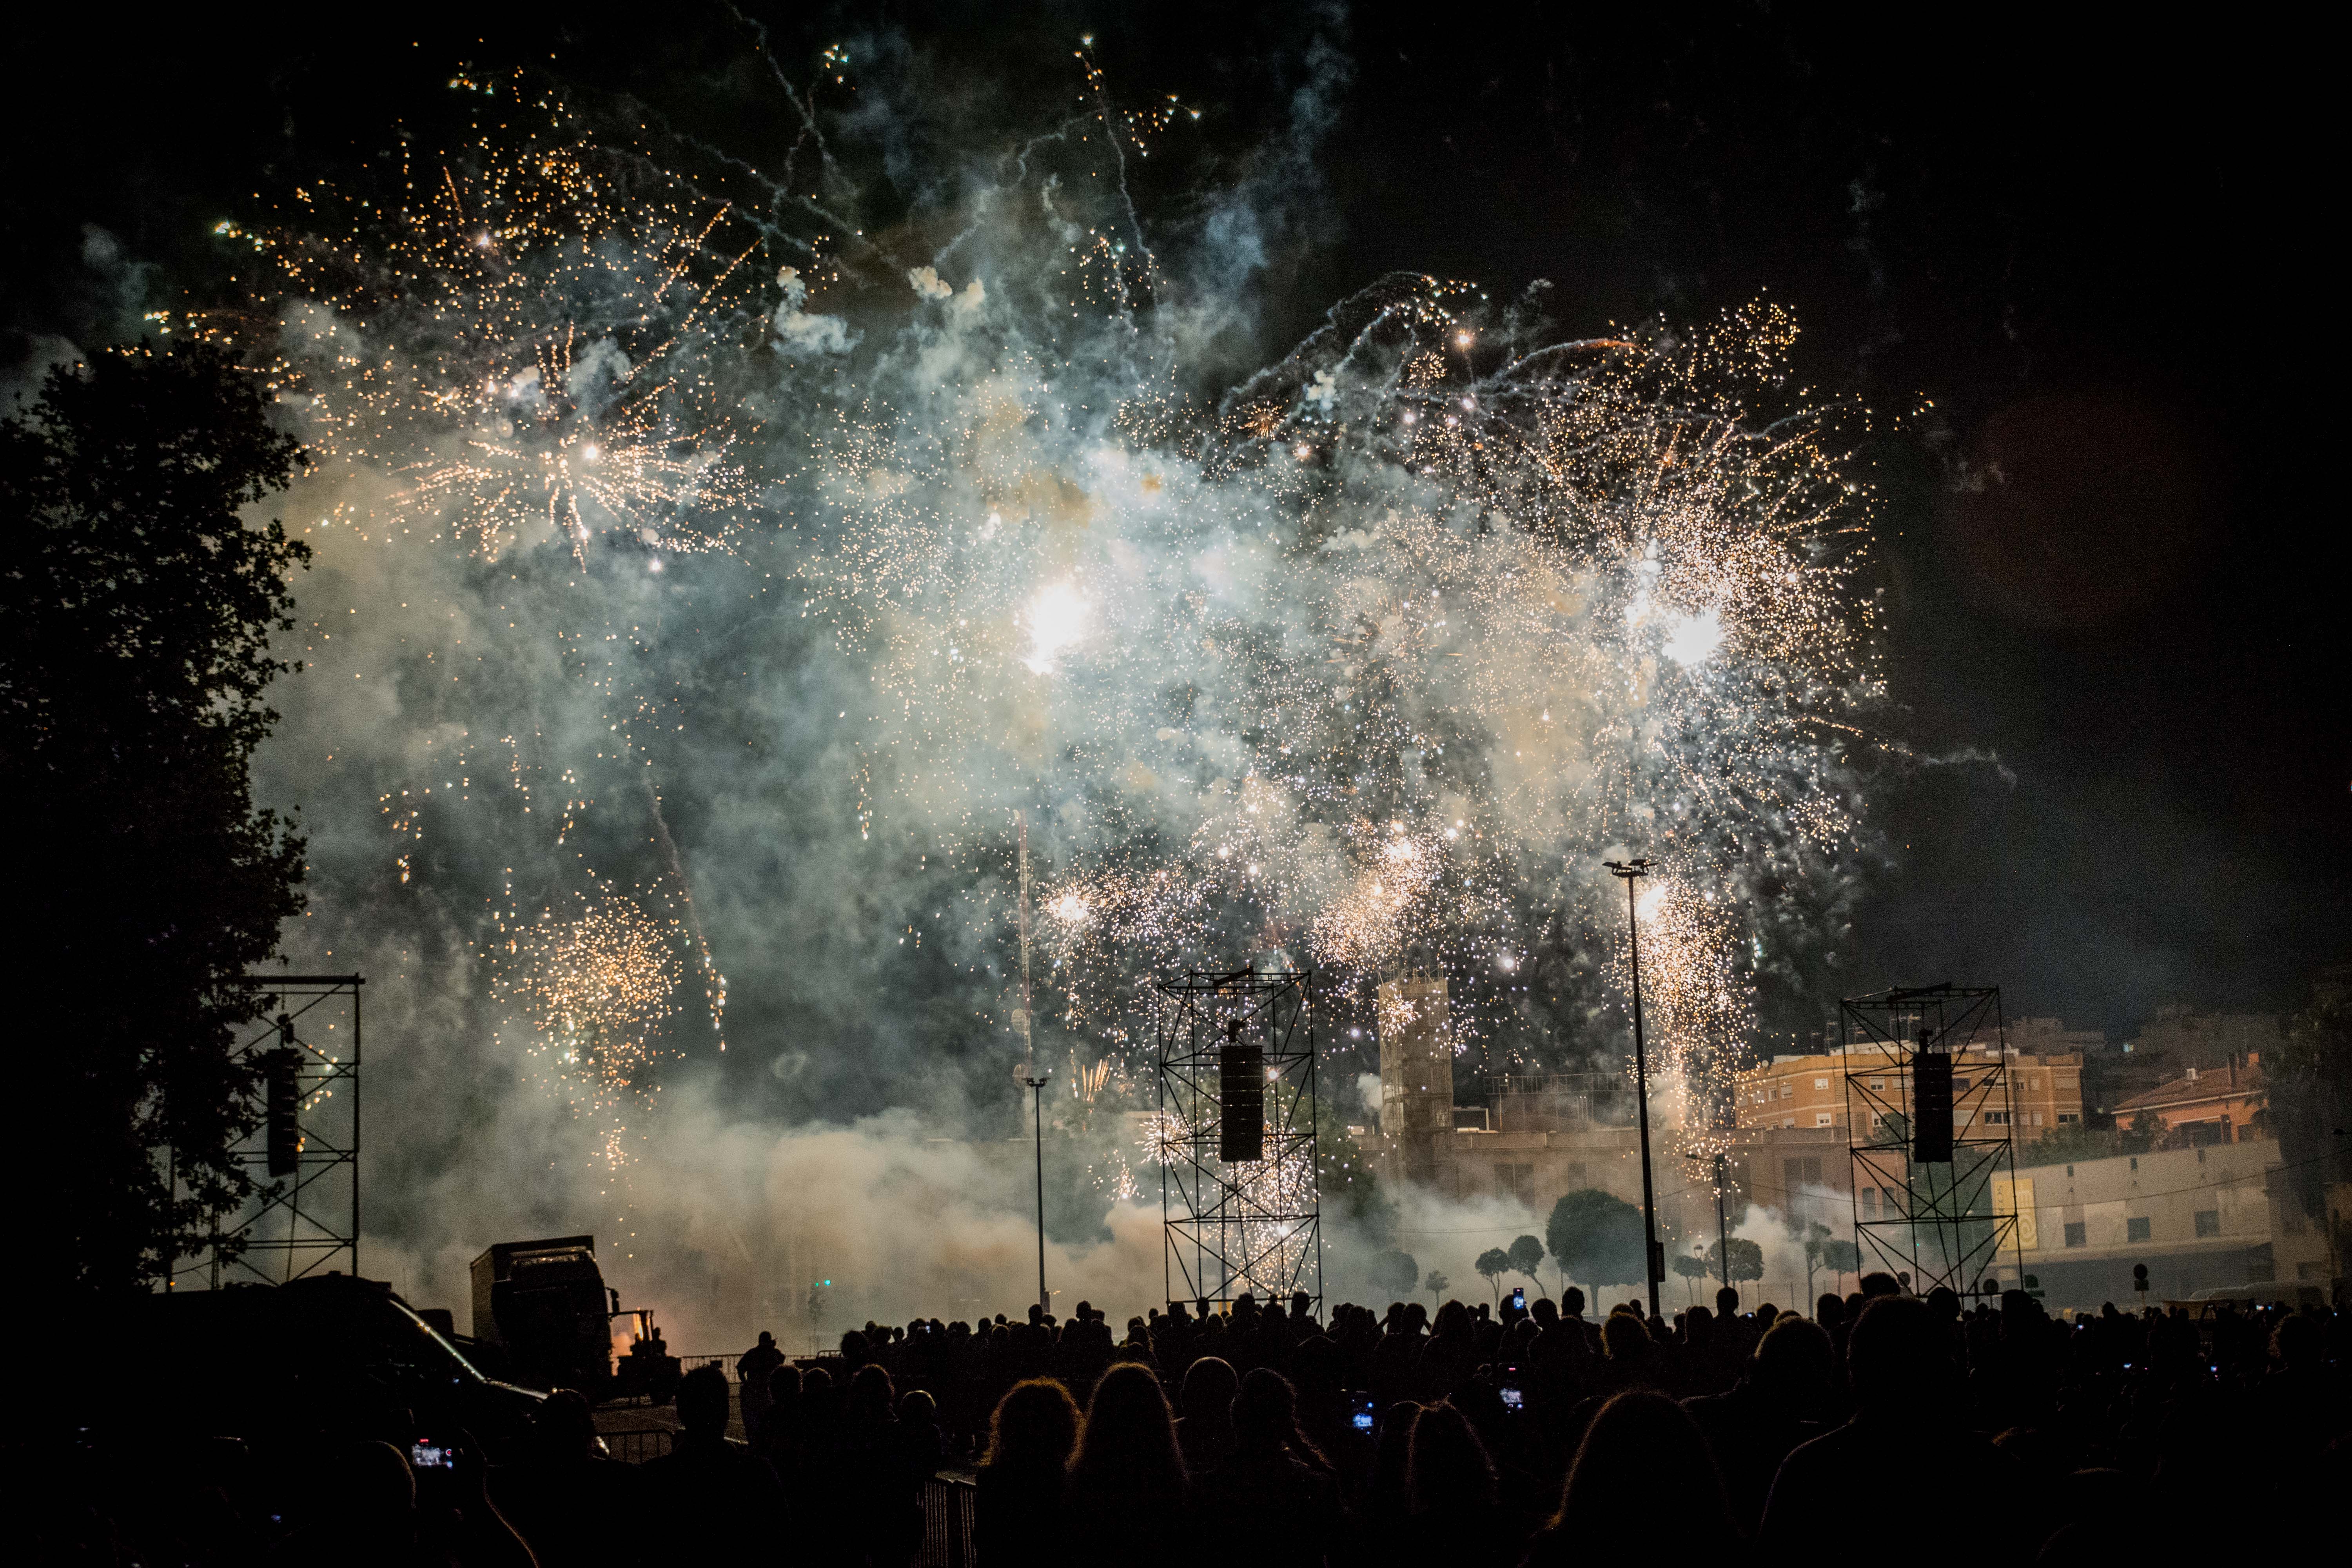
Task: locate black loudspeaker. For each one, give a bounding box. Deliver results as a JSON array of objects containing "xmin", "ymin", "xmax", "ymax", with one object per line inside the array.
[
  {"xmin": 1911, "ymin": 1049, "xmax": 1953, "ymax": 1163},
  {"xmin": 265, "ymin": 1049, "xmax": 303, "ymax": 1176},
  {"xmin": 1219, "ymin": 1020, "xmax": 1265, "ymax": 1162}
]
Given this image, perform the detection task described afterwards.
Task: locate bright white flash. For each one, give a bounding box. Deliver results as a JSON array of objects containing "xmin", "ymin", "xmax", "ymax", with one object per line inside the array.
[
  {"xmin": 1022, "ymin": 581, "xmax": 1090, "ymax": 673},
  {"xmin": 1662, "ymin": 609, "xmax": 1725, "ymax": 667}
]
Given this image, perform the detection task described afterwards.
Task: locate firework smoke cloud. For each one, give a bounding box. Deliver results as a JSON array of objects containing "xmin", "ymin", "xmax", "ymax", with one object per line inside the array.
[{"xmin": 181, "ymin": 42, "xmax": 1879, "ymax": 1333}]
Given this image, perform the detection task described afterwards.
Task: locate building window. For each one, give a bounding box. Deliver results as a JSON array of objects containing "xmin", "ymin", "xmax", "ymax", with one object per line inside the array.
[
  {"xmin": 1812, "ymin": 1112, "xmax": 1829, "ymax": 1127},
  {"xmin": 2127, "ymin": 1216, "xmax": 2152, "ymax": 1243},
  {"xmin": 1869, "ymin": 1078, "xmax": 1886, "ymax": 1090},
  {"xmin": 2063, "ymin": 1221, "xmax": 2086, "ymax": 1249},
  {"xmin": 2194, "ymin": 1209, "xmax": 2220, "ymax": 1238},
  {"xmin": 1815, "ymin": 1077, "xmax": 1829, "ymax": 1090},
  {"xmin": 1863, "ymin": 1188, "xmax": 1880, "ymax": 1220},
  {"xmin": 2058, "ymin": 1112, "xmax": 2078, "ymax": 1125},
  {"xmin": 1984, "ymin": 1111, "xmax": 2009, "ymax": 1125},
  {"xmin": 1782, "ymin": 1118, "xmax": 1795, "ymax": 1129},
  {"xmin": 1492, "ymin": 1163, "xmax": 1535, "ymax": 1207}
]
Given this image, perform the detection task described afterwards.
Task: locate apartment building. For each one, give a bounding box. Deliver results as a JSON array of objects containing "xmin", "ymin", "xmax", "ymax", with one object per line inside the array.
[
  {"xmin": 1987, "ymin": 1137, "xmax": 2334, "ymax": 1305},
  {"xmin": 1732, "ymin": 1045, "xmax": 2085, "ymax": 1141}
]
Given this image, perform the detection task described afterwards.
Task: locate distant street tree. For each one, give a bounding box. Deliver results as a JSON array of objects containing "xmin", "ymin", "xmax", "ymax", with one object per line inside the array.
[
  {"xmin": 5, "ymin": 342, "xmax": 310, "ymax": 1301},
  {"xmin": 1821, "ymin": 1238, "xmax": 1862, "ymax": 1292},
  {"xmin": 1670, "ymin": 1251, "xmax": 1711, "ymax": 1302},
  {"xmin": 1545, "ymin": 1187, "xmax": 1646, "ymax": 1299},
  {"xmin": 1506, "ymin": 1233, "xmax": 1546, "ymax": 1294},
  {"xmin": 1423, "ymin": 1270, "xmax": 1451, "ymax": 1309},
  {"xmin": 1802, "ymin": 1220, "xmax": 1833, "ymax": 1301},
  {"xmin": 1474, "ymin": 1247, "xmax": 1512, "ymax": 1306},
  {"xmin": 1705, "ymin": 1237, "xmax": 1765, "ymax": 1289},
  {"xmin": 2272, "ymin": 981, "xmax": 2352, "ymax": 1220},
  {"xmin": 1368, "ymin": 1248, "xmax": 1420, "ymax": 1302}
]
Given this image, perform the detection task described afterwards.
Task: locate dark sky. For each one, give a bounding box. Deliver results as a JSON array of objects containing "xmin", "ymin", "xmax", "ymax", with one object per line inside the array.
[{"xmin": 10, "ymin": 3, "xmax": 2344, "ymax": 1038}]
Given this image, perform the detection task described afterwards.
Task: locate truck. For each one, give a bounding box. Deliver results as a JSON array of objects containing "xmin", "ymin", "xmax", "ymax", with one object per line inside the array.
[
  {"xmin": 99, "ymin": 1272, "xmax": 545, "ymax": 1459},
  {"xmin": 468, "ymin": 1234, "xmax": 679, "ymax": 1403}
]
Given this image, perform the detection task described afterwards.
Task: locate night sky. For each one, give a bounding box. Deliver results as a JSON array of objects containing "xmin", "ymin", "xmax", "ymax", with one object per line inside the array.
[{"xmin": 11, "ymin": 3, "xmax": 2343, "ymax": 1040}]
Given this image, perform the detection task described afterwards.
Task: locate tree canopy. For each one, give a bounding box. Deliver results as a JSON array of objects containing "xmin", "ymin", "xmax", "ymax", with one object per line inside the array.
[
  {"xmin": 1474, "ymin": 1246, "xmax": 1513, "ymax": 1303},
  {"xmin": 5, "ymin": 341, "xmax": 310, "ymax": 1298},
  {"xmin": 1706, "ymin": 1236, "xmax": 1765, "ymax": 1285},
  {"xmin": 1545, "ymin": 1187, "xmax": 1646, "ymax": 1292}
]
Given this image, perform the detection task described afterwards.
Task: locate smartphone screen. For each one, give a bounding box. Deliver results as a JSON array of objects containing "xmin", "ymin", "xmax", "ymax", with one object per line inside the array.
[
  {"xmin": 409, "ymin": 1439, "xmax": 457, "ymax": 1470},
  {"xmin": 1510, "ymin": 1287, "xmax": 1525, "ymax": 1311},
  {"xmin": 1350, "ymin": 1393, "xmax": 1376, "ymax": 1432},
  {"xmin": 1499, "ymin": 1385, "xmax": 1524, "ymax": 1412}
]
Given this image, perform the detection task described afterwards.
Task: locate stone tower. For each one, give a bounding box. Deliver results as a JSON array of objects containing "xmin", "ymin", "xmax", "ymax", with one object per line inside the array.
[{"xmin": 1377, "ymin": 975, "xmax": 1453, "ymax": 1189}]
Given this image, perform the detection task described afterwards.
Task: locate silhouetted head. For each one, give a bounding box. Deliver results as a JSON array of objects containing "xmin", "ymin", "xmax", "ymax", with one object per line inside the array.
[
  {"xmin": 848, "ymin": 1363, "xmax": 895, "ymax": 1424},
  {"xmin": 1554, "ymin": 1391, "xmax": 1731, "ymax": 1547},
  {"xmin": 1070, "ymin": 1363, "xmax": 1186, "ymax": 1503},
  {"xmin": 1684, "ymin": 1305, "xmax": 1714, "ymax": 1346},
  {"xmin": 766, "ymin": 1362, "xmax": 803, "ymax": 1410},
  {"xmin": 756, "ymin": 1330, "xmax": 774, "ymax": 1347},
  {"xmin": 1181, "ymin": 1356, "xmax": 1238, "ymax": 1423},
  {"xmin": 1405, "ymin": 1302, "xmax": 1429, "ymax": 1333},
  {"xmin": 1232, "ymin": 1367, "xmax": 1300, "ymax": 1454},
  {"xmin": 1407, "ymin": 1401, "xmax": 1495, "ymax": 1514},
  {"xmin": 1371, "ymin": 1399, "xmax": 1421, "ymax": 1498},
  {"xmin": 1713, "ymin": 1286, "xmax": 1739, "ymax": 1318},
  {"xmin": 1433, "ymin": 1300, "xmax": 1472, "ymax": 1341},
  {"xmin": 1847, "ymin": 1296, "xmax": 1950, "ymax": 1419},
  {"xmin": 1858, "ymin": 1272, "xmax": 1902, "ymax": 1298},
  {"xmin": 1753, "ymin": 1314, "xmax": 1837, "ymax": 1411},
  {"xmin": 1817, "ymin": 1293, "xmax": 1846, "ymax": 1327},
  {"xmin": 677, "ymin": 1364, "xmax": 730, "ymax": 1439},
  {"xmin": 898, "ymin": 1389, "xmax": 937, "ymax": 1429},
  {"xmin": 1600, "ymin": 1310, "xmax": 1651, "ymax": 1362},
  {"xmin": 1531, "ymin": 1297, "xmax": 1559, "ymax": 1328},
  {"xmin": 984, "ymin": 1377, "xmax": 1081, "ymax": 1471}
]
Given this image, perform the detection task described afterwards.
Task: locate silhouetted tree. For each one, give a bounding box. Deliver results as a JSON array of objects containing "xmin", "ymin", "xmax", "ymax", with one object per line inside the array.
[
  {"xmin": 1545, "ymin": 1187, "xmax": 1646, "ymax": 1298},
  {"xmin": 5, "ymin": 341, "xmax": 309, "ymax": 1300},
  {"xmin": 1670, "ymin": 1251, "xmax": 1710, "ymax": 1302},
  {"xmin": 1704, "ymin": 1237, "xmax": 1764, "ymax": 1290},
  {"xmin": 1820, "ymin": 1238, "xmax": 1861, "ymax": 1292},
  {"xmin": 1423, "ymin": 1269, "xmax": 1450, "ymax": 1308},
  {"xmin": 1474, "ymin": 1247, "xmax": 1512, "ymax": 1305},
  {"xmin": 1802, "ymin": 1220, "xmax": 1832, "ymax": 1299},
  {"xmin": 1506, "ymin": 1233, "xmax": 1546, "ymax": 1294},
  {"xmin": 1368, "ymin": 1248, "xmax": 1420, "ymax": 1301}
]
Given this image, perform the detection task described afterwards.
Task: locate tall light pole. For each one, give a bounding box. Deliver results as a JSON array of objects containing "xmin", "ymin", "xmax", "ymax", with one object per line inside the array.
[
  {"xmin": 1016, "ymin": 1062, "xmax": 1054, "ymax": 1320},
  {"xmin": 1687, "ymin": 1148, "xmax": 1730, "ymax": 1301},
  {"xmin": 1012, "ymin": 809, "xmax": 1053, "ymax": 1321},
  {"xmin": 1606, "ymin": 857, "xmax": 1664, "ymax": 1318}
]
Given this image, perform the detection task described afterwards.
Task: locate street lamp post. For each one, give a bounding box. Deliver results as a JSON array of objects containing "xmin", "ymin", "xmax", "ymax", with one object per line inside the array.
[
  {"xmin": 1606, "ymin": 857, "xmax": 1664, "ymax": 1319},
  {"xmin": 1015, "ymin": 1062, "xmax": 1054, "ymax": 1321},
  {"xmin": 1687, "ymin": 1148, "xmax": 1731, "ymax": 1301}
]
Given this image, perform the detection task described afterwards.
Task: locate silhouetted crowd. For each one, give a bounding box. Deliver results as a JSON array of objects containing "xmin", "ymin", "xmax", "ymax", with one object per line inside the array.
[{"xmin": 47, "ymin": 1278, "xmax": 2352, "ymax": 1564}]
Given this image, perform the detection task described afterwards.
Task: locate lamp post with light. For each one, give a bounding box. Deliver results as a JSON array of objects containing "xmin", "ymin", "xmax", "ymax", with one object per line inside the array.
[{"xmin": 1605, "ymin": 857, "xmax": 1664, "ymax": 1318}]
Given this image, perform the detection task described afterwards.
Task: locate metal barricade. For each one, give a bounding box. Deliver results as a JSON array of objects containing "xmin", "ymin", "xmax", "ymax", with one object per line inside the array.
[
  {"xmin": 918, "ymin": 1475, "xmax": 976, "ymax": 1568},
  {"xmin": 599, "ymin": 1427, "xmax": 675, "ymax": 1464}
]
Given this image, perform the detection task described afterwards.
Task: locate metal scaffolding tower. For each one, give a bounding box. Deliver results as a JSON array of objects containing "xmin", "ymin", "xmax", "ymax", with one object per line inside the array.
[
  {"xmin": 1154, "ymin": 962, "xmax": 1321, "ymax": 1312},
  {"xmin": 197, "ymin": 974, "xmax": 363, "ymax": 1286},
  {"xmin": 1841, "ymin": 984, "xmax": 2022, "ymax": 1296}
]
